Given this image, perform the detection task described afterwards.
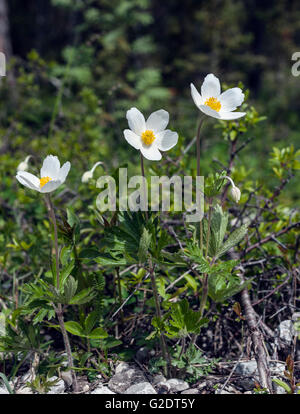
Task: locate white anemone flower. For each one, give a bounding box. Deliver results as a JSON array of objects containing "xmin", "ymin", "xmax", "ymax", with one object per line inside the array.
[
  {"xmin": 225, "ymin": 176, "xmax": 241, "ymax": 203},
  {"xmin": 123, "ymin": 107, "xmax": 178, "ymax": 161},
  {"xmin": 17, "ymin": 155, "xmax": 33, "ymax": 172},
  {"xmin": 190, "ymin": 74, "xmax": 246, "ymax": 120},
  {"xmin": 81, "ymin": 161, "xmax": 104, "ymax": 183},
  {"xmin": 16, "ymin": 155, "xmax": 71, "ymax": 193}
]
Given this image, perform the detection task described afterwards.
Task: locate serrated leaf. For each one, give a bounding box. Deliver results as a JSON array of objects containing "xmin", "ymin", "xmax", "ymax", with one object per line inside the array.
[
  {"xmin": 208, "ymin": 272, "xmax": 252, "ymax": 302},
  {"xmin": 84, "ymin": 311, "xmax": 98, "ymax": 334},
  {"xmin": 88, "ymin": 327, "xmax": 108, "ymax": 339},
  {"xmin": 64, "ymin": 321, "xmax": 85, "ymax": 337},
  {"xmin": 60, "ymin": 260, "xmax": 75, "ymax": 290},
  {"xmin": 63, "ymin": 276, "xmax": 78, "ymax": 304},
  {"xmin": 138, "ymin": 227, "xmax": 151, "ymax": 263},
  {"xmin": 216, "ymin": 224, "xmax": 248, "ymax": 259},
  {"xmin": 69, "ymin": 287, "xmax": 96, "ymax": 305}
]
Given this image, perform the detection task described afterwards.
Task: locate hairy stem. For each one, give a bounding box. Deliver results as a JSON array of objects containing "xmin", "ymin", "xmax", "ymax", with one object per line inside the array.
[
  {"xmin": 148, "ymin": 260, "xmax": 171, "ymax": 376},
  {"xmin": 196, "ymin": 117, "xmax": 205, "ymax": 252},
  {"xmin": 46, "ymin": 194, "xmax": 78, "ymax": 392},
  {"xmin": 116, "ymin": 267, "xmax": 124, "ymax": 324},
  {"xmin": 140, "ymin": 153, "xmax": 171, "ymax": 376}
]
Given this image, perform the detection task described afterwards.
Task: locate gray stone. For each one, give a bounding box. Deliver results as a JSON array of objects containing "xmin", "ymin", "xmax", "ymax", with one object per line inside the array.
[
  {"xmin": 270, "ymin": 362, "xmax": 285, "ymax": 376},
  {"xmin": 60, "ymin": 371, "xmax": 73, "ymax": 387},
  {"xmin": 235, "ymin": 360, "xmax": 258, "ymax": 376},
  {"xmin": 115, "ymin": 362, "xmax": 130, "ymax": 374},
  {"xmin": 0, "ymin": 386, "xmax": 9, "ymax": 394},
  {"xmin": 155, "ymin": 381, "xmax": 171, "ymax": 393},
  {"xmin": 46, "ymin": 377, "xmax": 65, "ymax": 394},
  {"xmin": 215, "ymin": 385, "xmax": 236, "ymax": 394},
  {"xmin": 91, "ymin": 386, "xmax": 115, "ymax": 394},
  {"xmin": 181, "ymin": 388, "xmax": 200, "ymax": 394},
  {"xmin": 125, "ymin": 382, "xmax": 157, "ymax": 394},
  {"xmin": 108, "ymin": 368, "xmax": 146, "ymax": 393},
  {"xmin": 152, "ymin": 374, "xmax": 166, "ymax": 385},
  {"xmin": 166, "ymin": 378, "xmax": 189, "ymax": 392},
  {"xmin": 16, "ymin": 386, "xmax": 33, "ymax": 394},
  {"xmin": 278, "ymin": 320, "xmax": 295, "ymax": 344},
  {"xmin": 197, "ymin": 382, "xmax": 207, "ymax": 390}
]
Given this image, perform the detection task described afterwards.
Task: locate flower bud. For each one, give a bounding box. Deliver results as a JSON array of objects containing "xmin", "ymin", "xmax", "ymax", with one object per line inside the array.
[
  {"xmin": 230, "ymin": 185, "xmax": 241, "ymax": 203},
  {"xmin": 17, "ymin": 155, "xmax": 32, "ymax": 172},
  {"xmin": 81, "ymin": 171, "xmax": 93, "ymax": 183},
  {"xmin": 81, "ymin": 161, "xmax": 104, "ymax": 183}
]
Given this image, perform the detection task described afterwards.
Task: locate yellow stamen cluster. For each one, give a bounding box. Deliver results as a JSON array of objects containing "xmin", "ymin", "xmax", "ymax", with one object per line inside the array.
[
  {"xmin": 204, "ymin": 97, "xmax": 221, "ymax": 112},
  {"xmin": 141, "ymin": 130, "xmax": 156, "ymax": 146},
  {"xmin": 40, "ymin": 176, "xmax": 52, "ymax": 188}
]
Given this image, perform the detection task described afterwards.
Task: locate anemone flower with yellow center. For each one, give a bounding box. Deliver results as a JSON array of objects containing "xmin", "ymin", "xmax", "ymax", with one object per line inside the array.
[
  {"xmin": 190, "ymin": 73, "xmax": 246, "ymax": 120},
  {"xmin": 16, "ymin": 155, "xmax": 71, "ymax": 193},
  {"xmin": 123, "ymin": 107, "xmax": 178, "ymax": 161}
]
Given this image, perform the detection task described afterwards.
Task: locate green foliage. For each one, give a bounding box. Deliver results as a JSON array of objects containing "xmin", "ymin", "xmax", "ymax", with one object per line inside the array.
[
  {"xmin": 165, "ymin": 299, "xmax": 209, "ymax": 338},
  {"xmin": 1, "ymin": 0, "xmax": 300, "ymax": 388},
  {"xmin": 207, "ymin": 263, "xmax": 251, "ymax": 303},
  {"xmin": 27, "ymin": 375, "xmax": 60, "ymax": 394},
  {"xmin": 171, "ymin": 345, "xmax": 218, "ymax": 383}
]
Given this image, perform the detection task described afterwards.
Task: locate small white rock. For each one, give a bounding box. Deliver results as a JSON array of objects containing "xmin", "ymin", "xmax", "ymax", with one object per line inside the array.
[
  {"xmin": 91, "ymin": 386, "xmax": 115, "ymax": 394},
  {"xmin": 16, "ymin": 386, "xmax": 33, "ymax": 394},
  {"xmin": 278, "ymin": 320, "xmax": 295, "ymax": 344},
  {"xmin": 125, "ymin": 382, "xmax": 157, "ymax": 394},
  {"xmin": 155, "ymin": 381, "xmax": 171, "ymax": 393},
  {"xmin": 166, "ymin": 378, "xmax": 189, "ymax": 392},
  {"xmin": 115, "ymin": 362, "xmax": 130, "ymax": 374},
  {"xmin": 181, "ymin": 388, "xmax": 199, "ymax": 394},
  {"xmin": 0, "ymin": 386, "xmax": 9, "ymax": 395},
  {"xmin": 235, "ymin": 360, "xmax": 258, "ymax": 376},
  {"xmin": 60, "ymin": 371, "xmax": 73, "ymax": 387},
  {"xmin": 152, "ymin": 374, "xmax": 166, "ymax": 385}
]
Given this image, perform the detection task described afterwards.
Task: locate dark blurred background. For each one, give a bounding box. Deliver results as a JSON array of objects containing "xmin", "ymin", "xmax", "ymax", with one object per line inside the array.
[{"xmin": 0, "ymin": 0, "xmax": 299, "ymax": 199}]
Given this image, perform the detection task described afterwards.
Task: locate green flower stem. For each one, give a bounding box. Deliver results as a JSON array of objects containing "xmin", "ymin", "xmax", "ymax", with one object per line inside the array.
[
  {"xmin": 148, "ymin": 259, "xmax": 171, "ymax": 376},
  {"xmin": 196, "ymin": 117, "xmax": 205, "ymax": 252},
  {"xmin": 45, "ymin": 194, "xmax": 78, "ymax": 392},
  {"xmin": 140, "ymin": 154, "xmax": 171, "ymax": 376},
  {"xmin": 205, "ymin": 201, "xmax": 213, "ymax": 259},
  {"xmin": 116, "ymin": 267, "xmax": 124, "ymax": 324},
  {"xmin": 192, "ymin": 201, "xmax": 213, "ymax": 346}
]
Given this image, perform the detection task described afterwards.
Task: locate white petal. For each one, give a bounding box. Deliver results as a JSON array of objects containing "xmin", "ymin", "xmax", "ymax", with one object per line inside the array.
[
  {"xmin": 219, "ymin": 88, "xmax": 244, "ymax": 112},
  {"xmin": 190, "ymin": 83, "xmax": 204, "ymax": 107},
  {"xmin": 16, "ymin": 171, "xmax": 40, "ymax": 191},
  {"xmin": 219, "ymin": 111, "xmax": 246, "ymax": 120},
  {"xmin": 58, "ymin": 161, "xmax": 71, "ymax": 183},
  {"xmin": 146, "ymin": 110, "xmax": 169, "ymax": 133},
  {"xmin": 156, "ymin": 130, "xmax": 178, "ymax": 151},
  {"xmin": 126, "ymin": 107, "xmax": 146, "ymax": 135},
  {"xmin": 140, "ymin": 144, "xmax": 162, "ymax": 161},
  {"xmin": 198, "ymin": 104, "xmax": 221, "ymax": 119},
  {"xmin": 39, "ymin": 180, "xmax": 62, "ymax": 193},
  {"xmin": 201, "ymin": 74, "xmax": 221, "ymax": 99},
  {"xmin": 123, "ymin": 129, "xmax": 141, "ymax": 150},
  {"xmin": 40, "ymin": 155, "xmax": 60, "ymax": 180}
]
